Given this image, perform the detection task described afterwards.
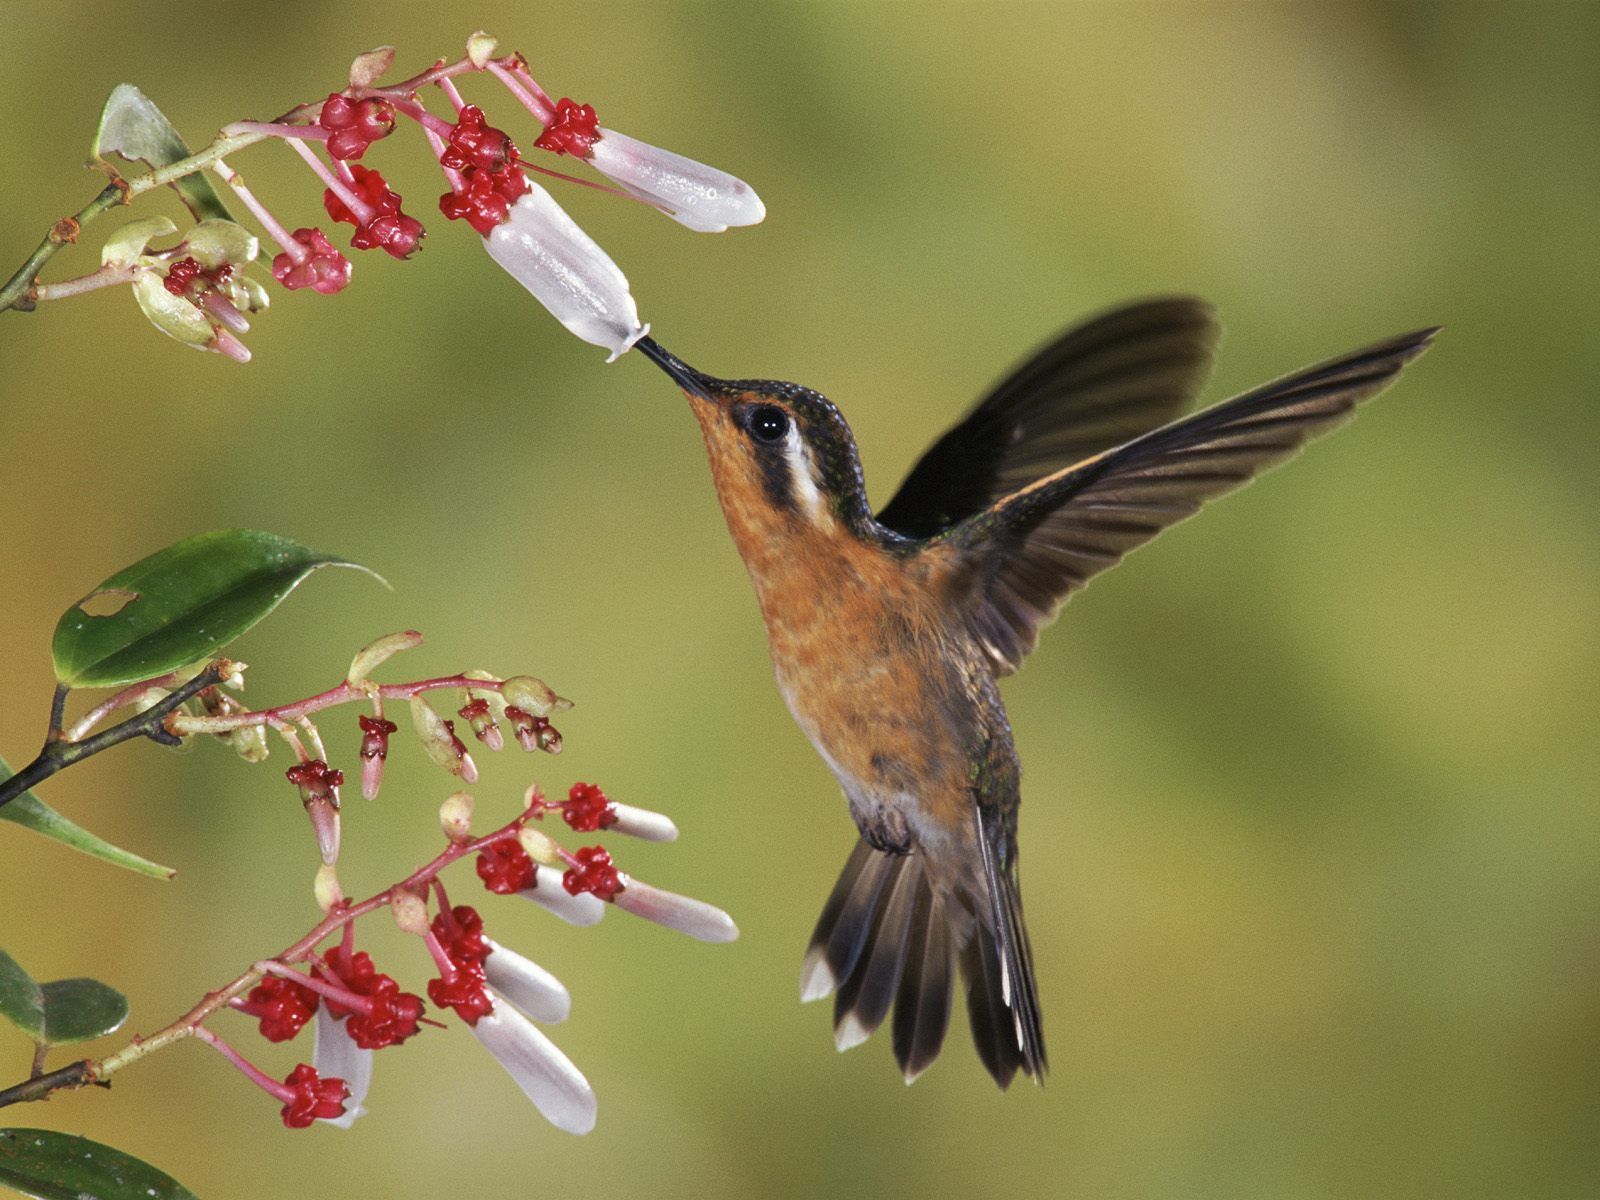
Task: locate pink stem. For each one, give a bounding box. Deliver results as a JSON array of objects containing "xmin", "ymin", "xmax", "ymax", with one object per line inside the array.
[
  {"xmin": 227, "ymin": 121, "xmax": 329, "ymax": 140},
  {"xmin": 421, "ymin": 926, "xmax": 458, "ymax": 977},
  {"xmin": 258, "ymin": 962, "xmax": 371, "ymax": 1014},
  {"xmin": 497, "ymin": 61, "xmax": 554, "ymax": 120},
  {"xmin": 29, "ymin": 263, "xmax": 141, "ymax": 302},
  {"xmin": 437, "ymin": 76, "xmax": 468, "ymax": 115},
  {"xmin": 286, "ymin": 138, "xmax": 376, "ymax": 224},
  {"xmin": 65, "ymin": 671, "xmax": 191, "ymax": 742},
  {"xmin": 388, "ymin": 95, "xmax": 456, "ymax": 141},
  {"xmin": 171, "ymin": 674, "xmax": 508, "ymax": 736},
  {"xmin": 192, "ymin": 1026, "xmax": 291, "ymax": 1101},
  {"xmin": 212, "ymin": 156, "xmax": 304, "ymax": 262}
]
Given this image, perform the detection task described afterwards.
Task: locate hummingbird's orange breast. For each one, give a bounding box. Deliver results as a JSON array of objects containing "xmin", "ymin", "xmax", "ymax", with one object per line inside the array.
[{"xmin": 693, "ymin": 404, "xmax": 982, "ymax": 847}]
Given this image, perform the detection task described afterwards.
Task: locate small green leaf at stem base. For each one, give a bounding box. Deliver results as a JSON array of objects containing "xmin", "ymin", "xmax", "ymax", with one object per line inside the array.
[
  {"xmin": 0, "ymin": 755, "xmax": 173, "ymax": 879},
  {"xmin": 0, "ymin": 953, "xmax": 45, "ymax": 1041},
  {"xmin": 91, "ymin": 83, "xmax": 235, "ymax": 224},
  {"xmin": 0, "ymin": 1129, "xmax": 199, "ymax": 1200},
  {"xmin": 39, "ymin": 978, "xmax": 128, "ymax": 1045},
  {"xmin": 51, "ymin": 529, "xmax": 383, "ymax": 689}
]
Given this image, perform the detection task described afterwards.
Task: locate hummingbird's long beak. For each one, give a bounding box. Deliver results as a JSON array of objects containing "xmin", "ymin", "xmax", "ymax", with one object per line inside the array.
[{"xmin": 636, "ymin": 336, "xmax": 715, "ymax": 401}]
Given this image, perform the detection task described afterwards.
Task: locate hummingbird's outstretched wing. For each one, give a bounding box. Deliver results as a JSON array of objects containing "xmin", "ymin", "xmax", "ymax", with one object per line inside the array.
[
  {"xmin": 876, "ymin": 297, "xmax": 1221, "ymax": 538},
  {"xmin": 945, "ymin": 326, "xmax": 1440, "ymax": 674}
]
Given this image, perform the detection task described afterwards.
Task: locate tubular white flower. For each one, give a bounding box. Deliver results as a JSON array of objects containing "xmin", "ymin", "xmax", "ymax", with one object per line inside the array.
[
  {"xmin": 518, "ymin": 864, "xmax": 607, "ymax": 927},
  {"xmin": 312, "ymin": 1006, "xmax": 373, "ymax": 1129},
  {"xmin": 613, "ymin": 877, "xmax": 739, "ymax": 943},
  {"xmin": 608, "ymin": 802, "xmax": 679, "ymax": 843},
  {"xmin": 484, "ymin": 938, "xmax": 571, "ymax": 1024},
  {"xmin": 485, "ymin": 186, "xmax": 647, "ymax": 361},
  {"xmin": 469, "ymin": 997, "xmax": 596, "ymax": 1135},
  {"xmin": 588, "ymin": 129, "xmax": 766, "ymax": 233}
]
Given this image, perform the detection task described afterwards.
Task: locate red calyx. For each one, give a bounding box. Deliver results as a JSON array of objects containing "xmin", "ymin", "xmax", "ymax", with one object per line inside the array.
[
  {"xmin": 563, "ymin": 845, "xmax": 623, "ymax": 901},
  {"xmin": 358, "ymin": 713, "xmax": 398, "ymax": 761},
  {"xmin": 562, "ymin": 782, "xmax": 618, "ymax": 832},
  {"xmin": 243, "ymin": 974, "xmax": 318, "ymax": 1043},
  {"xmin": 319, "ymin": 93, "xmax": 396, "ymax": 161},
  {"xmin": 534, "ymin": 98, "xmax": 601, "ymax": 158},
  {"xmin": 323, "ymin": 165, "xmax": 425, "ymax": 259},
  {"xmin": 280, "ymin": 1063, "xmax": 349, "ymax": 1128},
  {"xmin": 476, "ymin": 837, "xmax": 536, "ymax": 895},
  {"xmin": 427, "ymin": 962, "xmax": 493, "ymax": 1025},
  {"xmin": 271, "ymin": 228, "xmax": 352, "ymax": 295},
  {"xmin": 345, "ymin": 973, "xmax": 424, "ymax": 1050},
  {"xmin": 437, "ymin": 105, "xmax": 529, "ymax": 236},
  {"xmin": 431, "ymin": 905, "xmax": 491, "ymax": 965}
]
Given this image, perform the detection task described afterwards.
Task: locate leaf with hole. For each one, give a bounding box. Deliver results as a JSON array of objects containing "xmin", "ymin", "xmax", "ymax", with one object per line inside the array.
[
  {"xmin": 0, "ymin": 756, "xmax": 172, "ymax": 878},
  {"xmin": 91, "ymin": 83, "xmax": 234, "ymax": 223},
  {"xmin": 0, "ymin": 1130, "xmax": 199, "ymax": 1200},
  {"xmin": 51, "ymin": 529, "xmax": 383, "ymax": 689}
]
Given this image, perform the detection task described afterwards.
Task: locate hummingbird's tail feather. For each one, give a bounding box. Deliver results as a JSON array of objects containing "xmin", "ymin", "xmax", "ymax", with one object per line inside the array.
[{"xmin": 802, "ymin": 837, "xmax": 1044, "ymax": 1087}]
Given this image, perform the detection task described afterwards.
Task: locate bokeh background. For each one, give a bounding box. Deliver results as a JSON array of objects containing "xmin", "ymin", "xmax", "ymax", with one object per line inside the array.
[{"xmin": 1, "ymin": 2, "xmax": 1595, "ymax": 1198}]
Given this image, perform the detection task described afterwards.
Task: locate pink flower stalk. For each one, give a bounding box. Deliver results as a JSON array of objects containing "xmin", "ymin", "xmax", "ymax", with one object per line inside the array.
[{"xmin": 483, "ymin": 186, "xmax": 647, "ymax": 361}]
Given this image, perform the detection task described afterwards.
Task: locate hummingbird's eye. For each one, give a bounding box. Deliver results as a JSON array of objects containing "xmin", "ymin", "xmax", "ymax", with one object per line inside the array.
[{"xmin": 748, "ymin": 405, "xmax": 791, "ymax": 444}]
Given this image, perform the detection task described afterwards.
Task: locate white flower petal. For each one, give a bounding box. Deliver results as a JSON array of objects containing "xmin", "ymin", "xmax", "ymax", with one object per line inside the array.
[
  {"xmin": 485, "ymin": 186, "xmax": 647, "ymax": 361},
  {"xmin": 613, "ymin": 877, "xmax": 739, "ymax": 943},
  {"xmin": 518, "ymin": 864, "xmax": 607, "ymax": 926},
  {"xmin": 484, "ymin": 938, "xmax": 571, "ymax": 1024},
  {"xmin": 608, "ymin": 802, "xmax": 679, "ymax": 843},
  {"xmin": 589, "ymin": 129, "xmax": 766, "ymax": 233},
  {"xmin": 312, "ymin": 1006, "xmax": 373, "ymax": 1129},
  {"xmin": 470, "ymin": 997, "xmax": 596, "ymax": 1135}
]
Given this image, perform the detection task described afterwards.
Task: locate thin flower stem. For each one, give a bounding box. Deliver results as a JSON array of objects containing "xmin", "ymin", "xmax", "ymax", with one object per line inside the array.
[
  {"xmin": 255, "ymin": 961, "xmax": 369, "ymax": 1014},
  {"xmin": 2, "ymin": 820, "xmax": 525, "ymax": 1106},
  {"xmin": 437, "ymin": 76, "xmax": 468, "ymax": 115},
  {"xmin": 0, "ymin": 184, "xmax": 125, "ymax": 314},
  {"xmin": 63, "ymin": 671, "xmax": 193, "ymax": 742},
  {"xmin": 285, "ymin": 138, "xmax": 375, "ymax": 224},
  {"xmin": 29, "ymin": 263, "xmax": 143, "ymax": 302},
  {"xmin": 0, "ymin": 665, "xmax": 224, "ymax": 813},
  {"xmin": 226, "ymin": 120, "xmax": 328, "ymax": 140},
  {"xmin": 488, "ymin": 62, "xmax": 553, "ymax": 125},
  {"xmin": 191, "ymin": 1026, "xmax": 288, "ymax": 1100},
  {"xmin": 170, "ymin": 674, "xmax": 508, "ymax": 736},
  {"xmin": 388, "ymin": 96, "xmax": 456, "ymax": 141},
  {"xmin": 504, "ymin": 61, "xmax": 555, "ymax": 115},
  {"xmin": 211, "ymin": 156, "xmax": 303, "ymax": 262}
]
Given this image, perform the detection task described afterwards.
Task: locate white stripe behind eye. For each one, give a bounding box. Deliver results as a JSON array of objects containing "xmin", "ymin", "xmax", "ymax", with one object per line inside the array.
[{"xmin": 783, "ymin": 422, "xmax": 830, "ymax": 520}]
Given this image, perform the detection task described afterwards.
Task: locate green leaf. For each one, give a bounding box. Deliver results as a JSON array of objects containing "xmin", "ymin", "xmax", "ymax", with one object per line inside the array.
[
  {"xmin": 0, "ymin": 952, "xmax": 44, "ymax": 1041},
  {"xmin": 0, "ymin": 1130, "xmax": 198, "ymax": 1200},
  {"xmin": 40, "ymin": 978, "xmax": 128, "ymax": 1045},
  {"xmin": 0, "ymin": 755, "xmax": 173, "ymax": 879},
  {"xmin": 91, "ymin": 83, "xmax": 234, "ymax": 223},
  {"xmin": 52, "ymin": 530, "xmax": 383, "ymax": 689}
]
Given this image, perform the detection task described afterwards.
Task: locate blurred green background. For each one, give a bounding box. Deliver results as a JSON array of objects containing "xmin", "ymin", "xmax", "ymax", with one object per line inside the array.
[{"xmin": 2, "ymin": 2, "xmax": 1595, "ymax": 1197}]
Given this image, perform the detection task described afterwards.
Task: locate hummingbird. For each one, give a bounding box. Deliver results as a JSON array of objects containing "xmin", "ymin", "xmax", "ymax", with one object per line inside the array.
[{"xmin": 634, "ymin": 299, "xmax": 1436, "ymax": 1088}]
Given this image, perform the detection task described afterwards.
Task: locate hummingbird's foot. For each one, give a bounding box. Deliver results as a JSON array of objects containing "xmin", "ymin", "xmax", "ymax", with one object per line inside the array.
[{"xmin": 858, "ymin": 809, "xmax": 913, "ymax": 856}]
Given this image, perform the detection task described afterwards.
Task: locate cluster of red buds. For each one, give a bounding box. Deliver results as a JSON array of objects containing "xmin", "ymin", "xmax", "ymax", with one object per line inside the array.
[
  {"xmin": 70, "ymin": 30, "xmax": 762, "ymax": 363},
  {"xmin": 193, "ymin": 773, "xmax": 733, "ymax": 1136}
]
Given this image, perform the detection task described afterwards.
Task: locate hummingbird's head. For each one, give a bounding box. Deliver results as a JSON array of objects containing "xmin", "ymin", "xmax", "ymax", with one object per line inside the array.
[{"xmin": 636, "ymin": 337, "xmax": 877, "ymax": 545}]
